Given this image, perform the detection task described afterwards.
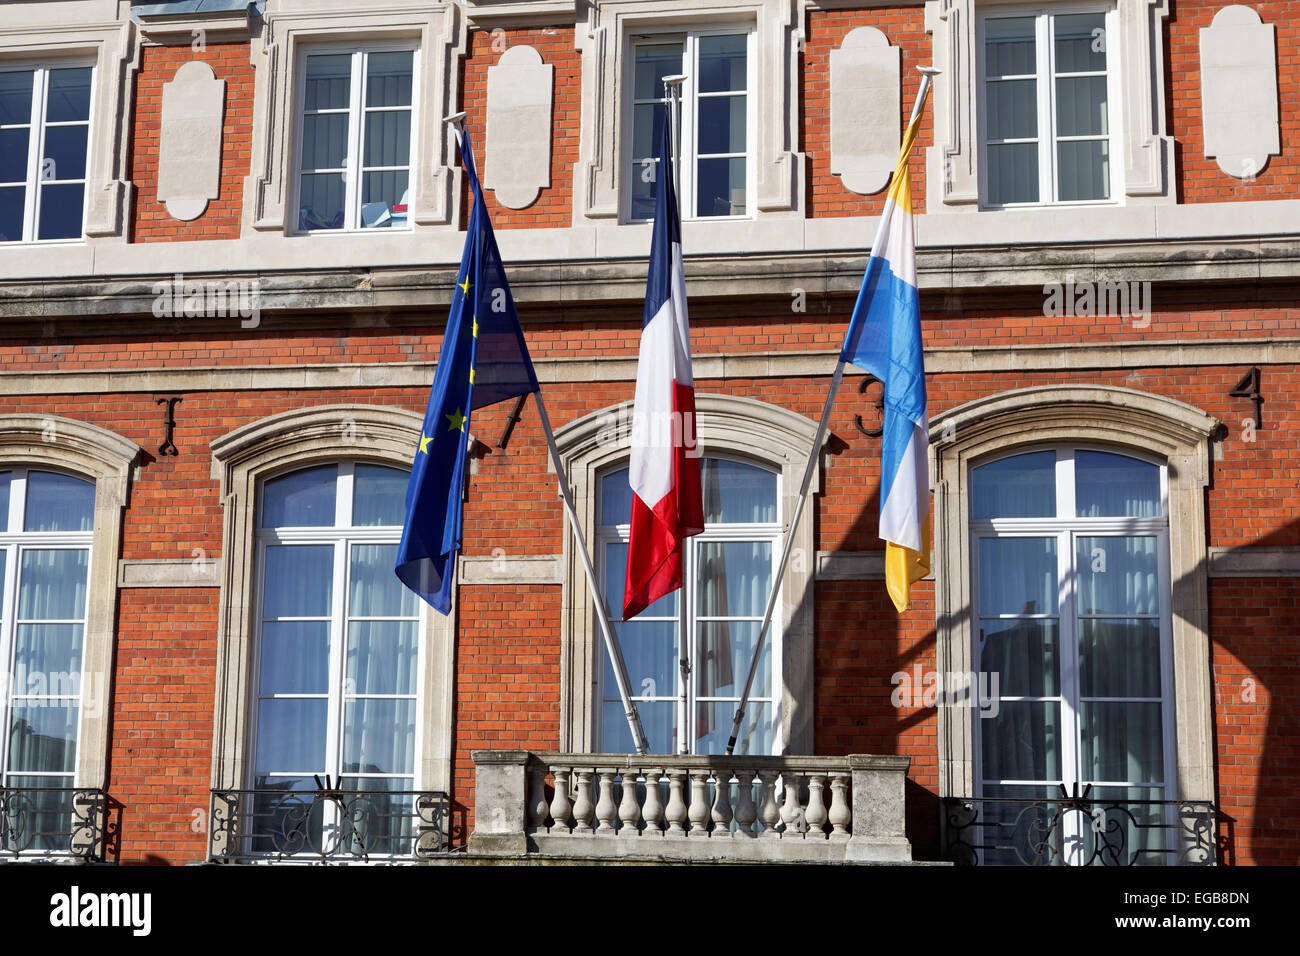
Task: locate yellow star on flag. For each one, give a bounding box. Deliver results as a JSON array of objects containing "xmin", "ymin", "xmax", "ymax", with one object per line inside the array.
[
  {"xmin": 418, "ymin": 432, "xmax": 431, "ymax": 454},
  {"xmin": 446, "ymin": 408, "xmax": 467, "ymax": 432},
  {"xmin": 469, "ymin": 368, "xmax": 476, "ymax": 384},
  {"xmin": 458, "ymin": 277, "xmax": 472, "ymax": 296},
  {"xmin": 472, "ymin": 315, "xmax": 479, "ymax": 338}
]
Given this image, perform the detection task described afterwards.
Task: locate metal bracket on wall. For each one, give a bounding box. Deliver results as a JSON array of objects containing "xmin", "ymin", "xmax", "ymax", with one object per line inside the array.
[{"xmin": 156, "ymin": 396, "xmax": 182, "ymax": 456}]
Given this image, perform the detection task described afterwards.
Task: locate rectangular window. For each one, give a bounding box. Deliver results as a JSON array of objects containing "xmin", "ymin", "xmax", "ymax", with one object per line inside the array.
[
  {"xmin": 626, "ymin": 30, "xmax": 754, "ymax": 222},
  {"xmin": 0, "ymin": 64, "xmax": 93, "ymax": 243},
  {"xmin": 979, "ymin": 8, "xmax": 1117, "ymax": 207},
  {"xmin": 295, "ymin": 47, "xmax": 415, "ymax": 232}
]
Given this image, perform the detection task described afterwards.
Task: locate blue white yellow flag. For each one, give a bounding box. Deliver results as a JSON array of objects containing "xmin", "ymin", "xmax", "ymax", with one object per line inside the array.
[{"xmin": 839, "ymin": 111, "xmax": 930, "ymax": 612}]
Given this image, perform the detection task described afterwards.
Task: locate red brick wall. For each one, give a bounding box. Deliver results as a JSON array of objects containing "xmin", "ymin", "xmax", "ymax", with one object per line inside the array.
[
  {"xmin": 460, "ymin": 26, "xmax": 582, "ymax": 228},
  {"xmin": 1168, "ymin": 1, "xmax": 1300, "ymax": 203},
  {"xmin": 802, "ymin": 6, "xmax": 931, "ymax": 217},
  {"xmin": 128, "ymin": 42, "xmax": 254, "ymax": 242}
]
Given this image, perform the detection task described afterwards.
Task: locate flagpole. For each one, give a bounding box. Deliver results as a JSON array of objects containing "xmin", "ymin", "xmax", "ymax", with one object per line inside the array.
[
  {"xmin": 534, "ymin": 393, "xmax": 651, "ymax": 756},
  {"xmin": 443, "ymin": 112, "xmax": 650, "ymax": 756},
  {"xmin": 723, "ymin": 67, "xmax": 939, "ymax": 756},
  {"xmin": 662, "ymin": 76, "xmax": 685, "ymax": 205}
]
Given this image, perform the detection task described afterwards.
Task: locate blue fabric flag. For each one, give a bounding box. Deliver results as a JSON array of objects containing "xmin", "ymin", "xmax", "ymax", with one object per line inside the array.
[{"xmin": 395, "ymin": 127, "xmax": 539, "ymax": 613}]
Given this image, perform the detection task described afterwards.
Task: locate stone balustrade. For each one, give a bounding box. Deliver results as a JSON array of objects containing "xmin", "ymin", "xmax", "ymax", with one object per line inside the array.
[{"xmin": 469, "ymin": 751, "xmax": 912, "ymax": 863}]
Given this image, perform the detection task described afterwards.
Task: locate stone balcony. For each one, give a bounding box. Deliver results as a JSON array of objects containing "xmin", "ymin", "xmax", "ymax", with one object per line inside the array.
[{"xmin": 467, "ymin": 751, "xmax": 915, "ymax": 864}]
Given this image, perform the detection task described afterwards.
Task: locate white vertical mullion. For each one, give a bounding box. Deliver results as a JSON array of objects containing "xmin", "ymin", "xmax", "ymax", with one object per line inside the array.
[
  {"xmin": 326, "ymin": 537, "xmax": 348, "ymax": 789},
  {"xmin": 746, "ymin": 28, "xmax": 756, "ymax": 219},
  {"xmin": 246, "ymin": 537, "xmax": 268, "ymax": 790},
  {"xmin": 1156, "ymin": 527, "xmax": 1176, "ymax": 801},
  {"xmin": 681, "ymin": 533, "xmax": 694, "ymax": 754},
  {"xmin": 0, "ymin": 540, "xmax": 20, "ymax": 781},
  {"xmin": 682, "ymin": 36, "xmax": 696, "ymax": 223},
  {"xmin": 1039, "ymin": 13, "xmax": 1056, "ymax": 203},
  {"xmin": 7, "ymin": 467, "xmax": 25, "ymax": 532},
  {"xmin": 1058, "ymin": 526, "xmax": 1082, "ymax": 862},
  {"xmin": 336, "ymin": 460, "xmax": 355, "ymax": 528},
  {"xmin": 23, "ymin": 68, "xmax": 44, "ymax": 242},
  {"xmin": 345, "ymin": 51, "xmax": 365, "ymax": 230}
]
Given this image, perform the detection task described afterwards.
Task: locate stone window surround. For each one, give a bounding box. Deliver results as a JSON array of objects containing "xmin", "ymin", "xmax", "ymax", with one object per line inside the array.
[
  {"xmin": 551, "ymin": 392, "xmax": 822, "ymax": 755},
  {"xmin": 927, "ymin": 385, "xmax": 1219, "ymax": 806},
  {"xmin": 245, "ymin": 1, "xmax": 466, "ymax": 236},
  {"xmin": 574, "ymin": 0, "xmax": 804, "ymax": 224},
  {"xmin": 0, "ymin": 414, "xmax": 140, "ymax": 789},
  {"xmin": 0, "ymin": 17, "xmax": 136, "ymax": 241},
  {"xmin": 207, "ymin": 404, "xmax": 455, "ymax": 794},
  {"xmin": 925, "ymin": 0, "xmax": 1175, "ymax": 209}
]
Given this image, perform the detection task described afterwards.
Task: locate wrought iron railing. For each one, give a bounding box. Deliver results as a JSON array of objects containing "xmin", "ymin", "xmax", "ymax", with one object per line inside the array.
[
  {"xmin": 208, "ymin": 786, "xmax": 451, "ymax": 864},
  {"xmin": 942, "ymin": 788, "xmax": 1217, "ymax": 866},
  {"xmin": 0, "ymin": 787, "xmax": 112, "ymax": 863}
]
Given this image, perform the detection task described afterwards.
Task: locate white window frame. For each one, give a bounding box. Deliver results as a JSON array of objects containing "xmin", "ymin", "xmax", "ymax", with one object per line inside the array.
[
  {"xmin": 0, "ymin": 58, "xmax": 96, "ymax": 245},
  {"xmin": 622, "ymin": 27, "xmax": 758, "ymax": 223},
  {"xmin": 969, "ymin": 444, "xmax": 1179, "ymax": 861},
  {"xmin": 593, "ymin": 454, "xmax": 783, "ymax": 755},
  {"xmin": 976, "ymin": 4, "xmax": 1124, "ymax": 209},
  {"xmin": 0, "ymin": 467, "xmax": 94, "ymax": 859},
  {"xmin": 248, "ymin": 461, "xmax": 426, "ymax": 815},
  {"xmin": 291, "ymin": 40, "xmax": 420, "ymax": 235}
]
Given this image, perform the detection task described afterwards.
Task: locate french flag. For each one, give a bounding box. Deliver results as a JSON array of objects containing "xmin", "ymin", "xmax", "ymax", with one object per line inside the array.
[{"xmin": 624, "ymin": 111, "xmax": 704, "ymax": 621}]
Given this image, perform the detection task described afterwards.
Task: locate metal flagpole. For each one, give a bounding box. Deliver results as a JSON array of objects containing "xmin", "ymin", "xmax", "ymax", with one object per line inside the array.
[
  {"xmin": 444, "ymin": 112, "xmax": 650, "ymax": 756},
  {"xmin": 534, "ymin": 393, "xmax": 651, "ymax": 756},
  {"xmin": 724, "ymin": 67, "xmax": 939, "ymax": 756}
]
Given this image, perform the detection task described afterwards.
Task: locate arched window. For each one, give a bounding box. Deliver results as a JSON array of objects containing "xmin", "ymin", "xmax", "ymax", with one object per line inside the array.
[
  {"xmin": 0, "ymin": 469, "xmax": 95, "ymax": 853},
  {"xmin": 595, "ymin": 456, "xmax": 781, "ymax": 755},
  {"xmin": 969, "ymin": 447, "xmax": 1174, "ymax": 863}
]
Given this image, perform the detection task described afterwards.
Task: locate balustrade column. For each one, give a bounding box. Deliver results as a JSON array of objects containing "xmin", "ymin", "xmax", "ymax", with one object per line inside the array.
[
  {"xmin": 527, "ymin": 765, "xmax": 548, "ymax": 830},
  {"xmin": 688, "ymin": 770, "xmax": 711, "ymax": 836},
  {"xmin": 595, "ymin": 769, "xmax": 618, "ymax": 833},
  {"xmin": 733, "ymin": 770, "xmax": 757, "ymax": 836},
  {"xmin": 665, "ymin": 771, "xmax": 688, "ymax": 835},
  {"xmin": 572, "ymin": 770, "xmax": 595, "ymax": 833},
  {"xmin": 711, "ymin": 767, "xmax": 733, "ymax": 837},
  {"xmin": 642, "ymin": 769, "xmax": 665, "ymax": 836},
  {"xmin": 548, "ymin": 767, "xmax": 573, "ymax": 831},
  {"xmin": 618, "ymin": 768, "xmax": 642, "ymax": 836},
  {"xmin": 756, "ymin": 771, "xmax": 780, "ymax": 838},
  {"xmin": 828, "ymin": 773, "xmax": 852, "ymax": 838},
  {"xmin": 805, "ymin": 772, "xmax": 828, "ymax": 839}
]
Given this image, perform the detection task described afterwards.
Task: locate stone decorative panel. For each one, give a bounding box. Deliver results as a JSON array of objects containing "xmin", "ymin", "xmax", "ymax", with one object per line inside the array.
[
  {"xmin": 485, "ymin": 45, "xmax": 554, "ymax": 209},
  {"xmin": 830, "ymin": 27, "xmax": 899, "ymax": 195},
  {"xmin": 1199, "ymin": 5, "xmax": 1279, "ymax": 179},
  {"xmin": 157, "ymin": 61, "xmax": 226, "ymax": 221}
]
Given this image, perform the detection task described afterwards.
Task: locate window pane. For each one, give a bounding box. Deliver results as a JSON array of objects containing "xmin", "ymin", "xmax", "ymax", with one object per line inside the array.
[
  {"xmin": 300, "ymin": 112, "xmax": 349, "ymax": 170},
  {"xmin": 363, "ymin": 110, "xmax": 410, "ymax": 168},
  {"xmin": 361, "ymin": 170, "xmax": 409, "ymax": 227},
  {"xmin": 696, "ymin": 157, "xmax": 744, "ymax": 216},
  {"xmin": 605, "ymin": 620, "xmax": 677, "ymax": 699},
  {"xmin": 979, "ymin": 619, "xmax": 1059, "ymax": 697},
  {"xmin": 14, "ymin": 623, "xmax": 84, "ymax": 680},
  {"xmin": 336, "ymin": 778, "xmax": 417, "ymax": 855},
  {"xmin": 347, "ymin": 621, "xmax": 419, "ymax": 696},
  {"xmin": 343, "ymin": 699, "xmax": 415, "ymax": 775},
  {"xmin": 0, "ymin": 475, "xmax": 6, "ymax": 529},
  {"xmin": 986, "ymin": 143, "xmax": 1038, "ymax": 204},
  {"xmin": 1056, "ymin": 76, "xmax": 1107, "ymax": 137},
  {"xmin": 977, "ymin": 537, "xmax": 1058, "ymax": 616},
  {"xmin": 985, "ymin": 78, "xmax": 1037, "ymax": 140},
  {"xmin": 24, "ymin": 471, "xmax": 94, "ymax": 532},
  {"xmin": 632, "ymin": 101, "xmax": 666, "ymax": 160},
  {"xmin": 985, "ymin": 17, "xmax": 1036, "ymax": 77},
  {"xmin": 0, "ymin": 70, "xmax": 33, "ymax": 125},
  {"xmin": 604, "ymin": 540, "xmax": 677, "ymax": 617},
  {"xmin": 703, "ymin": 459, "xmax": 776, "ymax": 523},
  {"xmin": 1058, "ymin": 139, "xmax": 1109, "ymax": 201},
  {"xmin": 634, "ymin": 43, "xmax": 683, "ymax": 100},
  {"xmin": 981, "ymin": 700, "xmax": 1062, "ymax": 781},
  {"xmin": 259, "ymin": 621, "xmax": 330, "ymax": 695},
  {"xmin": 601, "ymin": 699, "xmax": 674, "ymax": 754},
  {"xmin": 0, "ymin": 776, "xmax": 74, "ymax": 853},
  {"xmin": 7, "ymin": 703, "xmax": 79, "ymax": 772},
  {"xmin": 256, "ymin": 699, "xmax": 327, "ymax": 774},
  {"xmin": 352, "ymin": 464, "xmax": 409, "ymax": 526},
  {"xmin": 262, "ymin": 465, "xmax": 337, "ymax": 528},
  {"xmin": 0, "ymin": 186, "xmax": 23, "ymax": 241},
  {"xmin": 1075, "ymin": 536, "xmax": 1158, "ymax": 616},
  {"xmin": 1075, "ymin": 451, "xmax": 1160, "ymax": 517},
  {"xmin": 18, "ymin": 550, "xmax": 88, "ymax": 620},
  {"xmin": 41, "ymin": 125, "xmax": 87, "ymax": 182},
  {"xmin": 698, "ymin": 35, "xmax": 747, "ymax": 93},
  {"xmin": 365, "ymin": 51, "xmax": 413, "ymax": 108},
  {"xmin": 599, "ymin": 469, "xmax": 633, "ymax": 526},
  {"xmin": 972, "ymin": 451, "xmax": 1056, "ymax": 518},
  {"xmin": 46, "ymin": 68, "xmax": 91, "ymax": 123},
  {"xmin": 698, "ymin": 700, "xmax": 771, "ymax": 755},
  {"xmin": 628, "ymin": 161, "xmax": 658, "ymax": 220},
  {"xmin": 697, "ymin": 95, "xmax": 745, "ymax": 155},
  {"xmin": 696, "ymin": 541, "xmax": 771, "ymax": 617},
  {"xmin": 36, "ymin": 182, "xmax": 83, "ymax": 239},
  {"xmin": 299, "ymin": 173, "xmax": 346, "ymax": 229},
  {"xmin": 262, "ymin": 545, "xmax": 334, "ymax": 618},
  {"xmin": 304, "ymin": 54, "xmax": 351, "ymax": 111},
  {"xmin": 698, "ymin": 621, "xmax": 768, "ymax": 697},
  {"xmin": 0, "ymin": 129, "xmax": 28, "ymax": 182},
  {"xmin": 1079, "ymin": 619, "xmax": 1161, "ymax": 698},
  {"xmin": 350, "ymin": 543, "xmax": 417, "ymax": 617},
  {"xmin": 1080, "ymin": 701, "xmax": 1163, "ymax": 783},
  {"xmin": 1055, "ymin": 13, "xmax": 1107, "ymax": 73}
]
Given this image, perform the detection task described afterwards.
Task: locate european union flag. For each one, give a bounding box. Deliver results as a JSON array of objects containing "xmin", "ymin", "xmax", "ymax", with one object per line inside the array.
[{"xmin": 395, "ymin": 127, "xmax": 539, "ymax": 613}]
